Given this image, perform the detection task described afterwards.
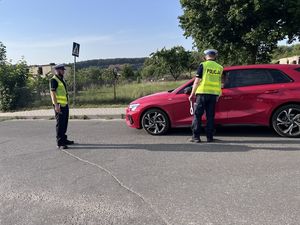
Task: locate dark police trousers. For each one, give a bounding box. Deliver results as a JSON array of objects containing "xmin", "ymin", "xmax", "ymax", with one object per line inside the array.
[
  {"xmin": 192, "ymin": 94, "xmax": 218, "ymax": 140},
  {"xmin": 54, "ymin": 105, "xmax": 69, "ymax": 146}
]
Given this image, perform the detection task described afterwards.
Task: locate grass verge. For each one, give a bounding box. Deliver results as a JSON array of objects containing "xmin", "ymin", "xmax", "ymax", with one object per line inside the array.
[{"xmin": 30, "ymin": 80, "xmax": 188, "ymax": 109}]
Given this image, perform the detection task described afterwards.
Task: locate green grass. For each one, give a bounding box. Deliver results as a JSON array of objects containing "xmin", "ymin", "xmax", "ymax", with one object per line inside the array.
[{"xmin": 30, "ymin": 80, "xmax": 188, "ymax": 109}]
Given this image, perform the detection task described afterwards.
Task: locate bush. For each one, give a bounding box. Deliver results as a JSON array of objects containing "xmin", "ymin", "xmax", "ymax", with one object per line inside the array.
[{"xmin": 0, "ymin": 60, "xmax": 33, "ymax": 111}]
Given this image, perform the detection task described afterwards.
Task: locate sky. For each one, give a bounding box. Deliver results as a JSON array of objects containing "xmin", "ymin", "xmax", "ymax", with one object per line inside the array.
[
  {"xmin": 0, "ymin": 0, "xmax": 194, "ymax": 65},
  {"xmin": 0, "ymin": 0, "xmax": 298, "ymax": 66}
]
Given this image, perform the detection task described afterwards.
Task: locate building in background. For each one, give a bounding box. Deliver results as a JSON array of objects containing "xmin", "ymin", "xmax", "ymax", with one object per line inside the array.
[
  {"xmin": 29, "ymin": 63, "xmax": 71, "ymax": 77},
  {"xmin": 277, "ymin": 56, "xmax": 300, "ymax": 65}
]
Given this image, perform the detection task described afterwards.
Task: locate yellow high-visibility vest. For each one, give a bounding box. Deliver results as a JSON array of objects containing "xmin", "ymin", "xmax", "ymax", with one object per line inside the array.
[
  {"xmin": 196, "ymin": 60, "xmax": 223, "ymax": 96},
  {"xmin": 51, "ymin": 75, "xmax": 68, "ymax": 106}
]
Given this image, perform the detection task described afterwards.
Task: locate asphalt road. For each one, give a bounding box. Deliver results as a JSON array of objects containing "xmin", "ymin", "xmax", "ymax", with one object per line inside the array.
[{"xmin": 0, "ymin": 120, "xmax": 299, "ymax": 225}]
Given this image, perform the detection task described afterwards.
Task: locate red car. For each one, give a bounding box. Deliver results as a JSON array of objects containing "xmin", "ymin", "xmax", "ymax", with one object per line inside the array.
[{"xmin": 126, "ymin": 64, "xmax": 300, "ymax": 137}]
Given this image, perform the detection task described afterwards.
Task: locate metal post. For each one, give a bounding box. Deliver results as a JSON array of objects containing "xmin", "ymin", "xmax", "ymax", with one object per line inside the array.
[
  {"xmin": 113, "ymin": 68, "xmax": 117, "ymax": 101},
  {"xmin": 113, "ymin": 78, "xmax": 116, "ymax": 101},
  {"xmin": 73, "ymin": 56, "xmax": 76, "ymax": 108}
]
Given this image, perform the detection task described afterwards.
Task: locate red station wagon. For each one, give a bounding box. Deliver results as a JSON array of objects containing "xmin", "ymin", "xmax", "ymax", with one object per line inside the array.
[{"xmin": 126, "ymin": 64, "xmax": 300, "ymax": 138}]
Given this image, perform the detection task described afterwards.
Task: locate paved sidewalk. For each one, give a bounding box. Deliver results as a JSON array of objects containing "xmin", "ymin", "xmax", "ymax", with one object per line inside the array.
[{"xmin": 0, "ymin": 108, "xmax": 126, "ymax": 119}]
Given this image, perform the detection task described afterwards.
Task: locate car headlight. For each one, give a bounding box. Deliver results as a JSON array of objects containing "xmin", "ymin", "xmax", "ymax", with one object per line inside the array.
[{"xmin": 129, "ymin": 103, "xmax": 140, "ymax": 111}]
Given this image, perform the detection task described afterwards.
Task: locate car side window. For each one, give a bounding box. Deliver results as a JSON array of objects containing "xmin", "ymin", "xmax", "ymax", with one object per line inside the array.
[
  {"xmin": 177, "ymin": 82, "xmax": 194, "ymax": 94},
  {"xmin": 224, "ymin": 69, "xmax": 290, "ymax": 88}
]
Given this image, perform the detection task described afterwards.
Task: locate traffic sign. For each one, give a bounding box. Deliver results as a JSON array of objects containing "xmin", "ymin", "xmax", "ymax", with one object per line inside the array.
[{"xmin": 72, "ymin": 42, "xmax": 80, "ymax": 57}]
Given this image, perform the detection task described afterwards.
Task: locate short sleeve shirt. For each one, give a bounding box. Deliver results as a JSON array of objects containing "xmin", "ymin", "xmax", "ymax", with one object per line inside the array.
[{"xmin": 196, "ymin": 64, "xmax": 203, "ymax": 78}]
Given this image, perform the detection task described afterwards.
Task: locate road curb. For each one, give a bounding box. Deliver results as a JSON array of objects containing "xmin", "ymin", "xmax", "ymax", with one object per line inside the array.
[{"xmin": 0, "ymin": 114, "xmax": 126, "ymax": 121}]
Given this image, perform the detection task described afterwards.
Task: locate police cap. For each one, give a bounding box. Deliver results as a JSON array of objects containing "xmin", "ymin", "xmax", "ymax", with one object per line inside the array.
[
  {"xmin": 203, "ymin": 49, "xmax": 218, "ymax": 56},
  {"xmin": 54, "ymin": 64, "xmax": 66, "ymax": 70}
]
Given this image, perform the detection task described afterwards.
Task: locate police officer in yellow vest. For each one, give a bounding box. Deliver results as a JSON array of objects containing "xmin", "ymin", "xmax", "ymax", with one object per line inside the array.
[
  {"xmin": 188, "ymin": 49, "xmax": 223, "ymax": 143},
  {"xmin": 50, "ymin": 64, "xmax": 74, "ymax": 149}
]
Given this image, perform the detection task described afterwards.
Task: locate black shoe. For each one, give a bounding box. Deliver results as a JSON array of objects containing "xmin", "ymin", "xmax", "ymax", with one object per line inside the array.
[
  {"xmin": 189, "ymin": 138, "xmax": 201, "ymax": 143},
  {"xmin": 207, "ymin": 138, "xmax": 214, "ymax": 143},
  {"xmin": 57, "ymin": 145, "xmax": 68, "ymax": 149},
  {"xmin": 64, "ymin": 140, "xmax": 74, "ymax": 145}
]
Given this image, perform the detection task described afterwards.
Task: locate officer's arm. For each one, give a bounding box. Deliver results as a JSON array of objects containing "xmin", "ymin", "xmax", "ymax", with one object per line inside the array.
[
  {"xmin": 50, "ymin": 91, "xmax": 61, "ymax": 113},
  {"xmin": 190, "ymin": 78, "xmax": 201, "ymax": 97},
  {"xmin": 50, "ymin": 91, "xmax": 58, "ymax": 105},
  {"xmin": 50, "ymin": 78, "xmax": 60, "ymax": 112},
  {"xmin": 189, "ymin": 64, "xmax": 203, "ymax": 100}
]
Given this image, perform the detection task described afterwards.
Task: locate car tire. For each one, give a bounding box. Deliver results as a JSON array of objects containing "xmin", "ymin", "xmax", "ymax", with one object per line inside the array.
[
  {"xmin": 272, "ymin": 104, "xmax": 300, "ymax": 137},
  {"xmin": 141, "ymin": 109, "xmax": 170, "ymax": 135}
]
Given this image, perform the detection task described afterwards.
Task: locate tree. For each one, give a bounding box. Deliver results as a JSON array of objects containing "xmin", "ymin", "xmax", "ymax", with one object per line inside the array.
[
  {"xmin": 75, "ymin": 67, "xmax": 104, "ymax": 91},
  {"xmin": 102, "ymin": 67, "xmax": 115, "ymax": 86},
  {"xmin": 0, "ymin": 60, "xmax": 32, "ymax": 111},
  {"xmin": 179, "ymin": 0, "xmax": 300, "ymax": 65},
  {"xmin": 151, "ymin": 46, "xmax": 190, "ymax": 80},
  {"xmin": 0, "ymin": 42, "xmax": 6, "ymax": 63},
  {"xmin": 141, "ymin": 58, "xmax": 166, "ymax": 80},
  {"xmin": 0, "ymin": 42, "xmax": 32, "ymax": 111},
  {"xmin": 135, "ymin": 70, "xmax": 142, "ymax": 83},
  {"xmin": 102, "ymin": 66, "xmax": 120, "ymax": 101},
  {"xmin": 121, "ymin": 64, "xmax": 135, "ymax": 81},
  {"xmin": 187, "ymin": 51, "xmax": 202, "ymax": 78},
  {"xmin": 29, "ymin": 75, "xmax": 49, "ymax": 100}
]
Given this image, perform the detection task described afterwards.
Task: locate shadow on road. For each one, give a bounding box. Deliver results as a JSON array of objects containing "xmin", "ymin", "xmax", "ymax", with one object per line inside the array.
[
  {"xmin": 68, "ymin": 141, "xmax": 300, "ymax": 153},
  {"xmin": 168, "ymin": 125, "xmax": 277, "ymax": 138}
]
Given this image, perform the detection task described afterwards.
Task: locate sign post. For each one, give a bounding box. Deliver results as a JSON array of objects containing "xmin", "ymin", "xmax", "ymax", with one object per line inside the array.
[{"xmin": 72, "ymin": 42, "xmax": 80, "ymax": 108}]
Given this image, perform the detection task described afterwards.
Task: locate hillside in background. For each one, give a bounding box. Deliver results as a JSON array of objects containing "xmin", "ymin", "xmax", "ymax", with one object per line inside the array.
[
  {"xmin": 71, "ymin": 57, "xmax": 147, "ymax": 70},
  {"xmin": 71, "ymin": 44, "xmax": 300, "ymax": 70},
  {"xmin": 34, "ymin": 44, "xmax": 300, "ymax": 71},
  {"xmin": 272, "ymin": 44, "xmax": 300, "ymax": 61}
]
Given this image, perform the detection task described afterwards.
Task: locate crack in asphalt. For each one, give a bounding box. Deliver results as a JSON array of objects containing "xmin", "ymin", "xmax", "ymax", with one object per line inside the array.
[
  {"xmin": 0, "ymin": 140, "xmax": 11, "ymax": 145},
  {"xmin": 62, "ymin": 149, "xmax": 171, "ymax": 225}
]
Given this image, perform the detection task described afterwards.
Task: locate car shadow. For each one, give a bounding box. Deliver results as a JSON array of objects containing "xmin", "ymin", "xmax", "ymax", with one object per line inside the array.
[{"xmin": 68, "ymin": 141, "xmax": 300, "ymax": 152}]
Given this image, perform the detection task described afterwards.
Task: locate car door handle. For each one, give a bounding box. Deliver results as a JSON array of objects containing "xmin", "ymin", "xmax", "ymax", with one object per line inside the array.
[{"xmin": 264, "ymin": 90, "xmax": 279, "ymax": 94}]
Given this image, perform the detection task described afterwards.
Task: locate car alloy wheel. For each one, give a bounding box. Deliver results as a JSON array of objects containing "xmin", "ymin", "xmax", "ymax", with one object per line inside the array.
[
  {"xmin": 141, "ymin": 109, "xmax": 170, "ymax": 135},
  {"xmin": 272, "ymin": 104, "xmax": 300, "ymax": 137}
]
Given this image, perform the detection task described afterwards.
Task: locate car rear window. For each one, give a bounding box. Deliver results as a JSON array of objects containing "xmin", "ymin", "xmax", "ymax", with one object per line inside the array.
[{"xmin": 268, "ymin": 69, "xmax": 292, "ymax": 83}]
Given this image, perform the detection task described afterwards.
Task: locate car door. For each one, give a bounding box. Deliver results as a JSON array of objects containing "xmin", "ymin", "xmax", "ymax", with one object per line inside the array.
[
  {"xmin": 170, "ymin": 81, "xmax": 194, "ymax": 127},
  {"xmin": 222, "ymin": 68, "xmax": 291, "ymax": 125},
  {"xmin": 171, "ymin": 80, "xmax": 228, "ymax": 127}
]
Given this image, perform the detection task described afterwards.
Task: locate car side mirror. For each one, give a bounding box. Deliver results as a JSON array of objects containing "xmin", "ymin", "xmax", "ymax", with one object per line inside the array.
[{"xmin": 183, "ymin": 86, "xmax": 192, "ymax": 94}]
